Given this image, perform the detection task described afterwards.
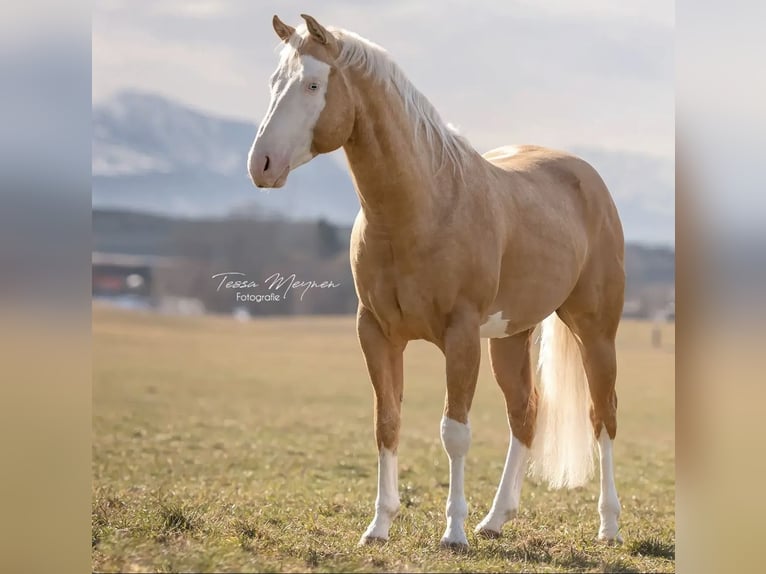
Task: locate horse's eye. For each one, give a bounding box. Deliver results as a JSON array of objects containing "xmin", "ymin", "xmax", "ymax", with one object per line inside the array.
[{"xmin": 308, "ymin": 82, "xmax": 319, "ymax": 91}]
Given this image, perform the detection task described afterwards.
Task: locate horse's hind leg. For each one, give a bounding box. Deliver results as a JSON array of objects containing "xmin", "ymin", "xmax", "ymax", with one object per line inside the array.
[
  {"xmin": 559, "ymin": 278, "xmax": 624, "ymax": 543},
  {"xmin": 579, "ymin": 329, "xmax": 622, "ymax": 543},
  {"xmin": 475, "ymin": 329, "xmax": 537, "ymax": 537},
  {"xmin": 580, "ymin": 328, "xmax": 622, "ymax": 543}
]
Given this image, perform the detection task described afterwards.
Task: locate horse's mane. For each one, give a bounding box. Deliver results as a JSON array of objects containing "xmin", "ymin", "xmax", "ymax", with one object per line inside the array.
[{"xmin": 283, "ymin": 25, "xmax": 473, "ymax": 177}]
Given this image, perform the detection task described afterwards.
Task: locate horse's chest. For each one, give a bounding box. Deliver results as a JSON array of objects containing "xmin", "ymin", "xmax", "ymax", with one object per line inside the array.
[{"xmin": 354, "ymin": 256, "xmax": 449, "ymax": 340}]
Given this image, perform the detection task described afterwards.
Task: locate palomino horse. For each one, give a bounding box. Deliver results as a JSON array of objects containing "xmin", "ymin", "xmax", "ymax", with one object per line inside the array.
[{"xmin": 248, "ymin": 14, "xmax": 625, "ymax": 550}]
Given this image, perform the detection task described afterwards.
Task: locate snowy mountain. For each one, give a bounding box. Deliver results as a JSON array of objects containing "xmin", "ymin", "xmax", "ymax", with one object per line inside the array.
[{"xmin": 92, "ymin": 91, "xmax": 673, "ymax": 245}]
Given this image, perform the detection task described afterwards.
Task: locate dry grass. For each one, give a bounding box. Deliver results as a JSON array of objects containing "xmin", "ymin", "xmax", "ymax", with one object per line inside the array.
[{"xmin": 92, "ymin": 305, "xmax": 674, "ymax": 573}]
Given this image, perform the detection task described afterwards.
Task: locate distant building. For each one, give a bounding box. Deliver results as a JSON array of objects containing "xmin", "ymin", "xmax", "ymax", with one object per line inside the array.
[{"xmin": 92, "ymin": 251, "xmax": 204, "ymax": 314}]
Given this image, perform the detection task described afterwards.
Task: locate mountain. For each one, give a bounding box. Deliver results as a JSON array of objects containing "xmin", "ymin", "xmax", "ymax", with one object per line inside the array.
[
  {"xmin": 92, "ymin": 90, "xmax": 359, "ymax": 223},
  {"xmin": 93, "ymin": 91, "xmax": 674, "ymax": 245}
]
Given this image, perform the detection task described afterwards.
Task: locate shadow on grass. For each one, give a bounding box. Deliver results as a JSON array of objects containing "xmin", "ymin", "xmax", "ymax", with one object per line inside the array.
[
  {"xmin": 628, "ymin": 536, "xmax": 675, "ymax": 560},
  {"xmin": 305, "ymin": 547, "xmax": 340, "ymax": 568},
  {"xmin": 471, "ymin": 535, "xmax": 643, "ymax": 573},
  {"xmin": 597, "ymin": 560, "xmax": 641, "ymax": 573},
  {"xmin": 156, "ymin": 500, "xmax": 202, "ymax": 538},
  {"xmin": 472, "ymin": 534, "xmax": 553, "ymax": 564}
]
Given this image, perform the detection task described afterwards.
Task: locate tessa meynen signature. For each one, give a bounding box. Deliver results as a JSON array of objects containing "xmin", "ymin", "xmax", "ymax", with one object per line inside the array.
[{"xmin": 211, "ymin": 272, "xmax": 341, "ymax": 302}]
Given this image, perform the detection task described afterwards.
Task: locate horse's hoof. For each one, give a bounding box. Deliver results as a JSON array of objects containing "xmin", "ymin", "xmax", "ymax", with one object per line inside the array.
[
  {"xmin": 475, "ymin": 526, "xmax": 502, "ymax": 539},
  {"xmin": 358, "ymin": 535, "xmax": 387, "ymax": 547},
  {"xmin": 597, "ymin": 533, "xmax": 624, "ymax": 546},
  {"xmin": 440, "ymin": 538, "xmax": 470, "ymax": 552}
]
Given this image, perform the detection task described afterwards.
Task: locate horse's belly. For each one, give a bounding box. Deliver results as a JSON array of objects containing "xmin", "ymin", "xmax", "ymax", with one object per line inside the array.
[
  {"xmin": 481, "ymin": 261, "xmax": 582, "ymax": 338},
  {"xmin": 479, "ymin": 311, "xmax": 514, "ymax": 338},
  {"xmin": 478, "ymin": 308, "xmax": 541, "ymax": 339}
]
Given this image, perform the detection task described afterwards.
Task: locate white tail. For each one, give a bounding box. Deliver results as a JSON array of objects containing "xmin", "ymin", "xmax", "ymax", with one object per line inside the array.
[{"xmin": 529, "ymin": 313, "xmax": 596, "ymax": 489}]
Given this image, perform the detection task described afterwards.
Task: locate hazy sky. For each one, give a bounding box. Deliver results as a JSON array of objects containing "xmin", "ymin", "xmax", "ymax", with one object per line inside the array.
[{"xmin": 93, "ymin": 0, "xmax": 674, "ymax": 162}]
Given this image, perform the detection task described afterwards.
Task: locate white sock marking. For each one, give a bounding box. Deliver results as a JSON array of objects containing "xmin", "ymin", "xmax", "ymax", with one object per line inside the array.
[
  {"xmin": 440, "ymin": 416, "xmax": 471, "ymax": 546},
  {"xmin": 476, "ymin": 434, "xmax": 529, "ymax": 534},
  {"xmin": 359, "ymin": 448, "xmax": 400, "ymax": 542},
  {"xmin": 597, "ymin": 428, "xmax": 622, "ymax": 542}
]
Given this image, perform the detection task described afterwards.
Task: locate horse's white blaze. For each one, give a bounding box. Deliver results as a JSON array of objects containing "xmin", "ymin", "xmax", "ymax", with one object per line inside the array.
[
  {"xmin": 440, "ymin": 416, "xmax": 471, "ymax": 546},
  {"xmin": 479, "ymin": 311, "xmax": 510, "ymax": 338},
  {"xmin": 250, "ymin": 54, "xmax": 330, "ymax": 172},
  {"xmin": 291, "ymin": 55, "xmax": 330, "ymax": 168},
  {"xmin": 597, "ymin": 427, "xmax": 622, "ymax": 542},
  {"xmin": 359, "ymin": 448, "xmax": 399, "ymax": 542},
  {"xmin": 475, "ymin": 435, "xmax": 529, "ymax": 534}
]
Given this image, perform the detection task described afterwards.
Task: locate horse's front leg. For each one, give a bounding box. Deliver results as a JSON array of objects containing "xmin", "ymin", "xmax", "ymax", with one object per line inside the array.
[
  {"xmin": 440, "ymin": 307, "xmax": 481, "ymax": 550},
  {"xmin": 357, "ymin": 305, "xmax": 405, "ymax": 546}
]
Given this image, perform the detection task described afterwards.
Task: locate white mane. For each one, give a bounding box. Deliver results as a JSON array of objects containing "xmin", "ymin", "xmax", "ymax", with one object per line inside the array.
[{"xmin": 283, "ymin": 25, "xmax": 474, "ymax": 176}]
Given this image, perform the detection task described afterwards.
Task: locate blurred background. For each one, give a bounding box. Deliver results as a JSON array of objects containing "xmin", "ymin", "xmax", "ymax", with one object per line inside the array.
[{"xmin": 91, "ymin": 1, "xmax": 675, "ymax": 322}]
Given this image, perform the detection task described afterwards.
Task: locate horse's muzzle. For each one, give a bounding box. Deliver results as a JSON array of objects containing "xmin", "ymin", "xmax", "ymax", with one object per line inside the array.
[{"xmin": 248, "ymin": 151, "xmax": 289, "ymax": 188}]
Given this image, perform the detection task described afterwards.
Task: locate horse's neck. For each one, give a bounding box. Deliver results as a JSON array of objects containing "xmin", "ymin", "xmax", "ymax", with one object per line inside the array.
[{"xmin": 342, "ymin": 75, "xmax": 476, "ymax": 240}]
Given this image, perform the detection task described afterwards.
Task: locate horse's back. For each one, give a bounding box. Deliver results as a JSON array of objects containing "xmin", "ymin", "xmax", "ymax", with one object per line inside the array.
[
  {"xmin": 483, "ymin": 144, "xmax": 571, "ymax": 170},
  {"xmin": 484, "ymin": 144, "xmax": 624, "ymax": 255},
  {"xmin": 484, "ymin": 145, "xmax": 610, "ymax": 200}
]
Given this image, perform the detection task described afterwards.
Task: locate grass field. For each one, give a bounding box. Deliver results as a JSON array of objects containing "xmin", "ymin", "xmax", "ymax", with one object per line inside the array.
[{"xmin": 92, "ymin": 305, "xmax": 675, "ymax": 573}]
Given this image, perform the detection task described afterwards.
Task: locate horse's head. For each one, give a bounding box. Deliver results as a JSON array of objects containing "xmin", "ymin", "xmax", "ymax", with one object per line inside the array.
[{"xmin": 248, "ymin": 14, "xmax": 354, "ymax": 188}]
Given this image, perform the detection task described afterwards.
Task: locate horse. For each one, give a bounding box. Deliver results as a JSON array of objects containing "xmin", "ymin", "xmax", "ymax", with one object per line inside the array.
[{"xmin": 248, "ymin": 14, "xmax": 625, "ymax": 550}]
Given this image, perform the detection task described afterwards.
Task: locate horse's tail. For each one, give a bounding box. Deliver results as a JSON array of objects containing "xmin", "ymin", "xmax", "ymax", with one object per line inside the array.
[{"xmin": 528, "ymin": 312, "xmax": 596, "ymax": 489}]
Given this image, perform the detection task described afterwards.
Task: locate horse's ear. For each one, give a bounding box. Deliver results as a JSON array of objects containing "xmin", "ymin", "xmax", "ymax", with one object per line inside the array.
[
  {"xmin": 272, "ymin": 15, "xmax": 295, "ymax": 42},
  {"xmin": 300, "ymin": 14, "xmax": 330, "ymax": 45}
]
